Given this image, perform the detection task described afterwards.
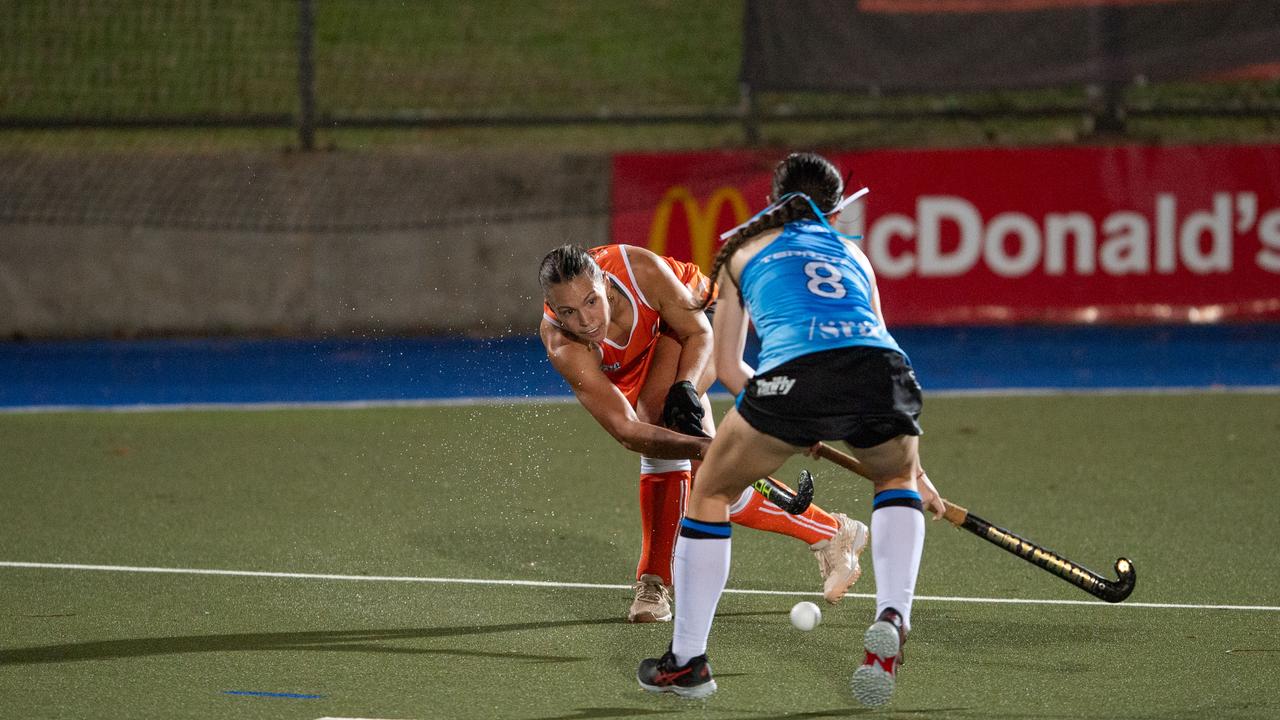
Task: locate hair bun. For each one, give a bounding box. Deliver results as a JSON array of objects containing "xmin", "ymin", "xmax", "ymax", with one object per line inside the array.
[{"xmin": 772, "ymin": 153, "xmax": 844, "ymax": 213}]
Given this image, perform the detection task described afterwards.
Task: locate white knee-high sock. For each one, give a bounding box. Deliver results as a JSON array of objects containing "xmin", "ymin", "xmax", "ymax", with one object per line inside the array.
[
  {"xmin": 671, "ymin": 518, "xmax": 731, "ymax": 665},
  {"xmin": 870, "ymin": 489, "xmax": 926, "ymax": 632}
]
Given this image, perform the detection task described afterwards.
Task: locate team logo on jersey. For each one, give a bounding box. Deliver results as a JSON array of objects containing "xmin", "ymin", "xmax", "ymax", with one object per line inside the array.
[
  {"xmin": 812, "ymin": 318, "xmax": 881, "ymax": 340},
  {"xmin": 601, "ymin": 361, "xmax": 622, "ymax": 373},
  {"xmin": 752, "ymin": 375, "xmax": 797, "ymax": 397}
]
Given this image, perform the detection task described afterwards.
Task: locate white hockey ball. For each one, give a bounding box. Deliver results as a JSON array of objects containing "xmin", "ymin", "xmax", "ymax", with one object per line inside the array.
[{"xmin": 790, "ymin": 601, "xmax": 822, "ymax": 631}]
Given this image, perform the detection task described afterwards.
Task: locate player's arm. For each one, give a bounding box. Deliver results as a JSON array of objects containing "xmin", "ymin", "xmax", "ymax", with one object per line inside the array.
[
  {"xmin": 627, "ymin": 247, "xmax": 711, "ymax": 387},
  {"xmin": 540, "ymin": 320, "xmax": 711, "ymax": 460},
  {"xmin": 626, "ymin": 246, "xmax": 713, "ymax": 435},
  {"xmin": 844, "ymin": 241, "xmax": 943, "ymax": 517},
  {"xmin": 709, "ymin": 267, "xmax": 754, "ymax": 396},
  {"xmin": 847, "ymin": 239, "xmax": 888, "ymax": 326}
]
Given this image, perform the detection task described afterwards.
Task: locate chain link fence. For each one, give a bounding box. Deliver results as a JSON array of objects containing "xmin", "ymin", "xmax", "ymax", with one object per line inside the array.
[
  {"xmin": 3, "ymin": 0, "xmax": 1278, "ymax": 148},
  {"xmin": 2, "ymin": 1, "xmax": 299, "ymax": 123},
  {"xmin": 1, "ymin": 0, "xmax": 746, "ymax": 147}
]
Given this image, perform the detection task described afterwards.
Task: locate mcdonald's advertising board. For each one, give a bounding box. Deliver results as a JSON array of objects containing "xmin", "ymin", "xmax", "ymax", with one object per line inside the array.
[{"xmin": 612, "ymin": 145, "xmax": 1280, "ymax": 325}]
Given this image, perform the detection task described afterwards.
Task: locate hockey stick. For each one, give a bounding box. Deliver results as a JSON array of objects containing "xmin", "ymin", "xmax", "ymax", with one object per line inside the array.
[
  {"xmin": 753, "ymin": 471, "xmax": 815, "ymax": 516},
  {"xmin": 814, "ymin": 442, "xmax": 1136, "ymax": 603},
  {"xmin": 939, "ymin": 500, "xmax": 1136, "ymax": 603},
  {"xmin": 684, "ymin": 425, "xmax": 813, "ymax": 514}
]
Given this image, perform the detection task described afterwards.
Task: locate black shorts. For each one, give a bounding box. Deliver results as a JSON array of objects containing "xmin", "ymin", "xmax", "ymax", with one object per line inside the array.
[{"xmin": 736, "ymin": 346, "xmax": 923, "ymax": 449}]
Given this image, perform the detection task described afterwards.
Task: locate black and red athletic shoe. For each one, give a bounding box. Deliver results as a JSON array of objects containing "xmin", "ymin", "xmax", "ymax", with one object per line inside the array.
[
  {"xmin": 851, "ymin": 607, "xmax": 906, "ymax": 707},
  {"xmin": 637, "ymin": 647, "xmax": 716, "ymax": 699}
]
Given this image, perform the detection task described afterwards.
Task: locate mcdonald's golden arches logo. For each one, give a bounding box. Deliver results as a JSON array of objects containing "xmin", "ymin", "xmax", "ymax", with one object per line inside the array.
[{"xmin": 646, "ymin": 186, "xmax": 751, "ymax": 272}]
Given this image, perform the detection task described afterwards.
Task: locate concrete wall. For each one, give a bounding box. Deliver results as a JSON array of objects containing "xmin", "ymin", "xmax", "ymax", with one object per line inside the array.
[{"xmin": 0, "ymin": 151, "xmax": 611, "ymax": 338}]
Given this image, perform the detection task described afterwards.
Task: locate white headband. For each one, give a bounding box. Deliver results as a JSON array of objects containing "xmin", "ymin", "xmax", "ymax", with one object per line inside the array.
[{"xmin": 718, "ymin": 186, "xmax": 870, "ymax": 241}]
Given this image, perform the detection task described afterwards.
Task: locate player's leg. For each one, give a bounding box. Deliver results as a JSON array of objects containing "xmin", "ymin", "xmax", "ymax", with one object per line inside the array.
[
  {"xmin": 639, "ymin": 408, "xmax": 795, "ymax": 698},
  {"xmin": 629, "ymin": 456, "xmax": 684, "ymax": 622},
  {"xmin": 687, "ymin": 366, "xmax": 866, "ymax": 602},
  {"xmin": 627, "ymin": 335, "xmax": 692, "ymax": 622},
  {"xmin": 683, "ymin": 333, "xmax": 865, "ymax": 602},
  {"xmin": 726, "ymin": 481, "xmax": 865, "ymax": 602},
  {"xmin": 846, "ymin": 433, "xmax": 925, "ymax": 707},
  {"xmin": 634, "ymin": 334, "xmax": 861, "ymax": 619},
  {"xmin": 725, "ymin": 471, "xmax": 868, "ymax": 598},
  {"xmin": 851, "ymin": 434, "xmax": 925, "ymax": 626},
  {"xmin": 726, "ymin": 477, "xmax": 838, "ymax": 543}
]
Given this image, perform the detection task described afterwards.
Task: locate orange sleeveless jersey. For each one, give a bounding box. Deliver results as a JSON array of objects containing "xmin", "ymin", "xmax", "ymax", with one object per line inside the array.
[{"xmin": 543, "ymin": 245, "xmax": 710, "ymax": 407}]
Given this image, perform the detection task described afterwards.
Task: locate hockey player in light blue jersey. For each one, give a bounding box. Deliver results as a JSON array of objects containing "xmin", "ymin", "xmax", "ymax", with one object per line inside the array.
[
  {"xmin": 736, "ymin": 207, "xmax": 905, "ymax": 375},
  {"xmin": 638, "ymin": 153, "xmax": 945, "ymax": 707}
]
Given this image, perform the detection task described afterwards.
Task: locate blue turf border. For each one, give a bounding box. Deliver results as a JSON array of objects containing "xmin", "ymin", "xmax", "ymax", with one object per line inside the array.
[{"xmin": 1, "ymin": 325, "xmax": 1277, "ymax": 408}]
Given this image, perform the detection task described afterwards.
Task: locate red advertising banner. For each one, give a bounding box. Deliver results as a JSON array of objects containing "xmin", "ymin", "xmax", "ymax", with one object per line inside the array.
[{"xmin": 612, "ymin": 145, "xmax": 1280, "ymax": 324}]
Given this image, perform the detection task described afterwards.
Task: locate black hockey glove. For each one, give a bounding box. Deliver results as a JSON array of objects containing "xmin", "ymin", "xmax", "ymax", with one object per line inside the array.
[{"xmin": 662, "ymin": 380, "xmax": 707, "ymax": 437}]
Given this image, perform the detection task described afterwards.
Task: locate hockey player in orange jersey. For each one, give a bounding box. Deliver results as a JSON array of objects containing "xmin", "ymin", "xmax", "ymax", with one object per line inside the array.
[{"xmin": 538, "ymin": 243, "xmax": 867, "ymax": 622}]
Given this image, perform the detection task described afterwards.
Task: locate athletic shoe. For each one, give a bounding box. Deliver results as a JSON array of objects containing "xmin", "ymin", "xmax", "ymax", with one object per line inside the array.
[
  {"xmin": 810, "ymin": 513, "xmax": 869, "ymax": 604},
  {"xmin": 851, "ymin": 607, "xmax": 906, "ymax": 707},
  {"xmin": 628, "ymin": 574, "xmax": 673, "ymax": 623},
  {"xmin": 637, "ymin": 647, "xmax": 716, "ymax": 699}
]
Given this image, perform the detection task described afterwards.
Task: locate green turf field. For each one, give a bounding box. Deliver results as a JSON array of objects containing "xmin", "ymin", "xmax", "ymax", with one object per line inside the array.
[{"xmin": 2, "ymin": 393, "xmax": 1278, "ymax": 718}]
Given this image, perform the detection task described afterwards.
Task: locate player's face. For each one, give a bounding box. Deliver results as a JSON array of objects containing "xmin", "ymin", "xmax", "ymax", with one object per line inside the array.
[{"xmin": 546, "ymin": 274, "xmax": 610, "ymax": 342}]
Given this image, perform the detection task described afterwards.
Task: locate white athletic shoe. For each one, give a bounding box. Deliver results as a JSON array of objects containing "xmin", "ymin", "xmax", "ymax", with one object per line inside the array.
[
  {"xmin": 851, "ymin": 608, "xmax": 905, "ymax": 707},
  {"xmin": 628, "ymin": 574, "xmax": 673, "ymax": 623},
  {"xmin": 811, "ymin": 513, "xmax": 869, "ymax": 604}
]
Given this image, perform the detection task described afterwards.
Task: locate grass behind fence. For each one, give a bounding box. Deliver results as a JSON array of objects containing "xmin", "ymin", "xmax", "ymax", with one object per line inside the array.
[
  {"xmin": 1, "ymin": 0, "xmax": 742, "ymax": 120},
  {"xmin": 1, "ymin": 0, "xmax": 1278, "ymax": 150}
]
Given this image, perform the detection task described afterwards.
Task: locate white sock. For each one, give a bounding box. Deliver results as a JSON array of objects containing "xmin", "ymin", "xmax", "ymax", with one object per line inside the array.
[
  {"xmin": 670, "ymin": 519, "xmax": 732, "ymax": 665},
  {"xmin": 870, "ymin": 497, "xmax": 925, "ymax": 632},
  {"xmin": 727, "ymin": 487, "xmax": 753, "ymax": 515}
]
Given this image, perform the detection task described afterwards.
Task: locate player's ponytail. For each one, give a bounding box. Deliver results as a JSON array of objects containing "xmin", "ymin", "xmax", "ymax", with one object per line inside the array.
[
  {"xmin": 539, "ymin": 245, "xmax": 603, "ymax": 298},
  {"xmin": 698, "ymin": 195, "xmax": 812, "ymax": 310}
]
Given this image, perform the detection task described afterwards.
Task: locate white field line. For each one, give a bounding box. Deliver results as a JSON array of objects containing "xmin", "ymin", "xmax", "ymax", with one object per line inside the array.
[
  {"xmin": 0, "ymin": 395, "xmax": 582, "ymax": 414},
  {"xmin": 2, "ymin": 384, "xmax": 1279, "ymax": 414},
  {"xmin": 3, "ymin": 561, "xmax": 1277, "ymax": 613}
]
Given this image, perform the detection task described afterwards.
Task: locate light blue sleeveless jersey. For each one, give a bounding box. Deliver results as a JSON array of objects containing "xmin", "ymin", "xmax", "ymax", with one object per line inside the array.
[{"xmin": 738, "ymin": 220, "xmax": 905, "ymax": 374}]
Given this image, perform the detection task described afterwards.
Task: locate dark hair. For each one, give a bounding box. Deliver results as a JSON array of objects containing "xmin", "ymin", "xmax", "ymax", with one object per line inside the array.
[
  {"xmin": 539, "ymin": 244, "xmax": 603, "ymax": 297},
  {"xmin": 772, "ymin": 152, "xmax": 844, "ymax": 213},
  {"xmin": 700, "ymin": 153, "xmax": 845, "ymax": 309}
]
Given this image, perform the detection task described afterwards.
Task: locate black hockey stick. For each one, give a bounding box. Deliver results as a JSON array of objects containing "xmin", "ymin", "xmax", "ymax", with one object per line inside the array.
[
  {"xmin": 684, "ymin": 425, "xmax": 813, "ymax": 514},
  {"xmin": 753, "ymin": 471, "xmax": 815, "ymax": 515},
  {"xmin": 815, "ymin": 443, "xmax": 1136, "ymax": 603},
  {"xmin": 941, "ymin": 501, "xmax": 1136, "ymax": 603}
]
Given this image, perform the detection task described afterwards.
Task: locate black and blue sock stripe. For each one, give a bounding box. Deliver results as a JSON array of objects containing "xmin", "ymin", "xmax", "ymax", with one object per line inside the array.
[
  {"xmin": 680, "ymin": 518, "xmax": 732, "ymax": 539},
  {"xmin": 873, "ymin": 488, "xmax": 924, "ymax": 512}
]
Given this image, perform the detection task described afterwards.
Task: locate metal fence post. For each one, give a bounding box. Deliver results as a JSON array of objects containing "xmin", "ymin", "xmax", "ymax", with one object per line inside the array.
[
  {"xmin": 298, "ymin": 0, "xmax": 317, "ymax": 150},
  {"xmin": 738, "ymin": 1, "xmax": 761, "ymax": 146},
  {"xmin": 1090, "ymin": 3, "xmax": 1128, "ymax": 136},
  {"xmin": 739, "ymin": 82, "xmax": 760, "ymax": 146}
]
